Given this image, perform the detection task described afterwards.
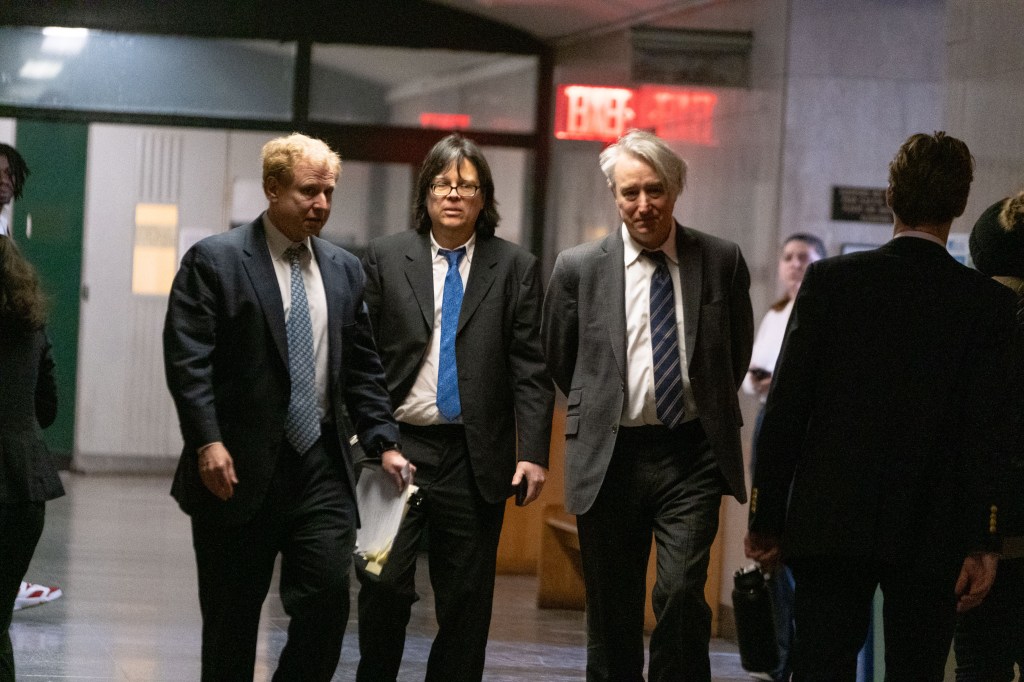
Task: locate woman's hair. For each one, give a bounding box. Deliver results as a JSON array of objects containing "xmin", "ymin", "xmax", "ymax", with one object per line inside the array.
[{"xmin": 0, "ymin": 236, "xmax": 48, "ymax": 331}]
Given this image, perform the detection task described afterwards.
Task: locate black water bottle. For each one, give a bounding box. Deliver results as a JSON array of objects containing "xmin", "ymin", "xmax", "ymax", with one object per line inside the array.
[{"xmin": 731, "ymin": 563, "xmax": 779, "ymax": 675}]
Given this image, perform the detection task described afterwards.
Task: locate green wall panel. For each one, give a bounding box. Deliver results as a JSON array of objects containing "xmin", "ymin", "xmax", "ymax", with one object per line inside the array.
[{"xmin": 13, "ymin": 120, "xmax": 87, "ymax": 457}]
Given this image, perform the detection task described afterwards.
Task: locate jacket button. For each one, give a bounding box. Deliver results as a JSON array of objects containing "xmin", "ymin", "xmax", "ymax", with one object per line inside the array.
[{"xmin": 610, "ymin": 424, "xmax": 618, "ymax": 433}]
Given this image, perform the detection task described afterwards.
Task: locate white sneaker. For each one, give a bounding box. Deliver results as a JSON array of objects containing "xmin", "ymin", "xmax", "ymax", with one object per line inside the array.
[{"xmin": 13, "ymin": 581, "xmax": 63, "ymax": 611}]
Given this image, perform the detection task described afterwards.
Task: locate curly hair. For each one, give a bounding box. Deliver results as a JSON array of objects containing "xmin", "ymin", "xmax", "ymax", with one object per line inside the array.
[
  {"xmin": 0, "ymin": 235, "xmax": 48, "ymax": 331},
  {"xmin": 412, "ymin": 134, "xmax": 499, "ymax": 238},
  {"xmin": 887, "ymin": 132, "xmax": 973, "ymax": 227},
  {"xmin": 261, "ymin": 133, "xmax": 341, "ymax": 189},
  {"xmin": 0, "ymin": 144, "xmax": 31, "ymax": 201}
]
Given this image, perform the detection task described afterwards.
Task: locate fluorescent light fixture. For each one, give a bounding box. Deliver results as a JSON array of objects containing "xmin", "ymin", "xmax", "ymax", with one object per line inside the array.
[
  {"xmin": 41, "ymin": 27, "xmax": 90, "ymax": 55},
  {"xmin": 19, "ymin": 60, "xmax": 64, "ymax": 80}
]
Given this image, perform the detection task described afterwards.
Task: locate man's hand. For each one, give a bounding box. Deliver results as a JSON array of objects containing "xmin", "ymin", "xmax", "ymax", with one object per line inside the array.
[
  {"xmin": 955, "ymin": 552, "xmax": 999, "ymax": 613},
  {"xmin": 744, "ymin": 531, "xmax": 782, "ymax": 573},
  {"xmin": 382, "ymin": 449, "xmax": 415, "ymax": 492},
  {"xmin": 512, "ymin": 461, "xmax": 547, "ymax": 506},
  {"xmin": 198, "ymin": 442, "xmax": 238, "ymax": 501}
]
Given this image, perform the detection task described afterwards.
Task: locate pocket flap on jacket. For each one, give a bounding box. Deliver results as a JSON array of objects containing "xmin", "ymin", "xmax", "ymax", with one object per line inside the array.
[
  {"xmin": 564, "ymin": 414, "xmax": 580, "ymax": 436},
  {"xmin": 567, "ymin": 387, "xmax": 582, "ymax": 408}
]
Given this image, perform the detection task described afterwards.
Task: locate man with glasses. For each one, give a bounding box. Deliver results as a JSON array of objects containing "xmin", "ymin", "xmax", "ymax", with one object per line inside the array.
[{"xmin": 356, "ymin": 133, "xmax": 553, "ymax": 682}]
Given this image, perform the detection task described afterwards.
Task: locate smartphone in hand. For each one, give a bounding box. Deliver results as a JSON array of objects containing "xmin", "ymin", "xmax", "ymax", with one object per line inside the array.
[{"xmin": 512, "ymin": 478, "xmax": 528, "ymax": 506}]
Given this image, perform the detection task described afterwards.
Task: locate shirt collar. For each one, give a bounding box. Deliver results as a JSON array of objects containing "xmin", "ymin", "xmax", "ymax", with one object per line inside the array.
[
  {"xmin": 262, "ymin": 212, "xmax": 311, "ymax": 261},
  {"xmin": 621, "ymin": 221, "xmax": 679, "ymax": 267},
  {"xmin": 430, "ymin": 231, "xmax": 476, "ymax": 264},
  {"xmin": 893, "ymin": 229, "xmax": 946, "ymax": 248}
]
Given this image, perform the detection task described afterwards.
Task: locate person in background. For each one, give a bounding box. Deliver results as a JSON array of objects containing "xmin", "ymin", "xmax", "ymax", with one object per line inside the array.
[
  {"xmin": 955, "ymin": 188, "xmax": 1024, "ymax": 680},
  {"xmin": 0, "ymin": 143, "xmax": 64, "ymax": 613},
  {"xmin": 0, "ymin": 235, "xmax": 63, "ymax": 682},
  {"xmin": 0, "ymin": 144, "xmax": 30, "ymax": 238},
  {"xmin": 163, "ymin": 133, "xmax": 401, "ymax": 680},
  {"xmin": 746, "ymin": 132, "xmax": 1015, "ymax": 681},
  {"xmin": 741, "ymin": 233, "xmax": 825, "ymax": 682},
  {"xmin": 544, "ymin": 129, "xmax": 753, "ymax": 681},
  {"xmin": 356, "ymin": 133, "xmax": 553, "ymax": 682}
]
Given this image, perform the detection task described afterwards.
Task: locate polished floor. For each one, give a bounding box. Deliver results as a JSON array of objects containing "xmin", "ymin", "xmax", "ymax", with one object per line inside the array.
[{"xmin": 11, "ymin": 473, "xmax": 751, "ymax": 681}]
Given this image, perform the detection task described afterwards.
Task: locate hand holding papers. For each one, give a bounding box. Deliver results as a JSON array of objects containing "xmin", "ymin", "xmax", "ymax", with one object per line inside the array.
[{"xmin": 355, "ymin": 465, "xmax": 419, "ymax": 577}]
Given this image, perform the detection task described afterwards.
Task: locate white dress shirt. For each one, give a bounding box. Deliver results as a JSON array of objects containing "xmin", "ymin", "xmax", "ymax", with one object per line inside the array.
[
  {"xmin": 395, "ymin": 232, "xmax": 476, "ymax": 425},
  {"xmin": 620, "ymin": 223, "xmax": 697, "ymax": 426},
  {"xmin": 741, "ymin": 298, "xmax": 793, "ymax": 402}
]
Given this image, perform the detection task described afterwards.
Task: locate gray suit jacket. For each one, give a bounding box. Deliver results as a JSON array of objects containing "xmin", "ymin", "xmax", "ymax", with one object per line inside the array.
[
  {"xmin": 543, "ymin": 223, "xmax": 753, "ymax": 515},
  {"xmin": 363, "ymin": 229, "xmax": 554, "ymax": 504}
]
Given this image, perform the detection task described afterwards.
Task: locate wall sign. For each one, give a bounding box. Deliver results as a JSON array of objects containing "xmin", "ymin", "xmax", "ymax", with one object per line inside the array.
[
  {"xmin": 831, "ymin": 186, "xmax": 891, "ymax": 223},
  {"xmin": 555, "ymin": 84, "xmax": 718, "ymax": 145}
]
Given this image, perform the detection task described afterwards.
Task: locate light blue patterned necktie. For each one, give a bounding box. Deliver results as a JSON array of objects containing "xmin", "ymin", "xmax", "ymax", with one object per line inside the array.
[
  {"xmin": 284, "ymin": 244, "xmax": 320, "ymax": 454},
  {"xmin": 644, "ymin": 250, "xmax": 685, "ymax": 429},
  {"xmin": 436, "ymin": 247, "xmax": 466, "ymax": 421}
]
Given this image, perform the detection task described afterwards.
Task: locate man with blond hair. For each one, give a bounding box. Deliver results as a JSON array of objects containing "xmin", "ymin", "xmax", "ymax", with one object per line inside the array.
[{"xmin": 164, "ymin": 133, "xmax": 402, "ymax": 680}]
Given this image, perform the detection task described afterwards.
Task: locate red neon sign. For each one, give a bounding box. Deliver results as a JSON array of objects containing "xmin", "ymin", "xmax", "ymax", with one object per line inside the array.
[
  {"xmin": 419, "ymin": 112, "xmax": 472, "ymax": 130},
  {"xmin": 555, "ymin": 84, "xmax": 718, "ymax": 145}
]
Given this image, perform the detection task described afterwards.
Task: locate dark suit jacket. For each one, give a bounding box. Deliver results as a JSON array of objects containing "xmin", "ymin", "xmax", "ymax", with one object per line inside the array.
[
  {"xmin": 163, "ymin": 216, "xmax": 399, "ymax": 525},
  {"xmin": 543, "ymin": 223, "xmax": 754, "ymax": 515},
  {"xmin": 0, "ymin": 326, "xmax": 63, "ymax": 503},
  {"xmin": 749, "ymin": 237, "xmax": 1016, "ymax": 569},
  {"xmin": 362, "ymin": 230, "xmax": 553, "ymax": 504}
]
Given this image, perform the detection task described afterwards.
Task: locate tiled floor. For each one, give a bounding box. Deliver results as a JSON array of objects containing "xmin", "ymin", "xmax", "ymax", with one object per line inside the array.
[{"xmin": 11, "ymin": 473, "xmax": 750, "ymax": 681}]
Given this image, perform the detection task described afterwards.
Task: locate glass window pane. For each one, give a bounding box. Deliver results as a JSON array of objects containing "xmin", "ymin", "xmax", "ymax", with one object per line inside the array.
[
  {"xmin": 0, "ymin": 27, "xmax": 295, "ymax": 120},
  {"xmin": 310, "ymin": 44, "xmax": 537, "ymax": 134}
]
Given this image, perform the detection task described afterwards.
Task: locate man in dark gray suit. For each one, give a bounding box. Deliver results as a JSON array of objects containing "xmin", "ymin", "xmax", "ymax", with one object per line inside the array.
[
  {"xmin": 543, "ymin": 129, "xmax": 753, "ymax": 682},
  {"xmin": 745, "ymin": 132, "xmax": 1014, "ymax": 681},
  {"xmin": 164, "ymin": 133, "xmax": 401, "ymax": 681},
  {"xmin": 356, "ymin": 134, "xmax": 554, "ymax": 682}
]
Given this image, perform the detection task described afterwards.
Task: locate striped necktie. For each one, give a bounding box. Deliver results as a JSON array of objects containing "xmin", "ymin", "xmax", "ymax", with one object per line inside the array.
[{"xmin": 644, "ymin": 250, "xmax": 685, "ymax": 429}]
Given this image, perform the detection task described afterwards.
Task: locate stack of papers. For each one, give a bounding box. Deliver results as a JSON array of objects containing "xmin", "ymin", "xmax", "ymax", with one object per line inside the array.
[{"xmin": 354, "ymin": 466, "xmax": 419, "ymax": 576}]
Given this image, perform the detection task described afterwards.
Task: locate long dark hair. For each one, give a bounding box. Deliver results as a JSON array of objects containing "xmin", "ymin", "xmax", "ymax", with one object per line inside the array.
[
  {"xmin": 412, "ymin": 134, "xmax": 500, "ymax": 238},
  {"xmin": 0, "ymin": 236, "xmax": 48, "ymax": 331}
]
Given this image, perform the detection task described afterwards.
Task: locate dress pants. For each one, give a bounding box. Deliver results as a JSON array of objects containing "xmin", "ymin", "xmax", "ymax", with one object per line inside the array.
[
  {"xmin": 576, "ymin": 422, "xmax": 726, "ymax": 682},
  {"xmin": 191, "ymin": 429, "xmax": 356, "ymax": 682},
  {"xmin": 356, "ymin": 424, "xmax": 505, "ymax": 682},
  {"xmin": 0, "ymin": 502, "xmax": 45, "ymax": 682},
  {"xmin": 789, "ymin": 555, "xmax": 961, "ymax": 682}
]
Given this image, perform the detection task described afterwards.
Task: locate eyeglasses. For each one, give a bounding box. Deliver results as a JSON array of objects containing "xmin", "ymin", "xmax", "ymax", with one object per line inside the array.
[{"xmin": 430, "ymin": 182, "xmax": 480, "ymax": 198}]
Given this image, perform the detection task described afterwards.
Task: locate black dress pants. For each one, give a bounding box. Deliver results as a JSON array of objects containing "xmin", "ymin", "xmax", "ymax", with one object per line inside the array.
[
  {"xmin": 191, "ymin": 434, "xmax": 356, "ymax": 682},
  {"xmin": 576, "ymin": 422, "xmax": 726, "ymax": 682},
  {"xmin": 0, "ymin": 501, "xmax": 45, "ymax": 682},
  {"xmin": 356, "ymin": 424, "xmax": 505, "ymax": 682},
  {"xmin": 789, "ymin": 555, "xmax": 961, "ymax": 682}
]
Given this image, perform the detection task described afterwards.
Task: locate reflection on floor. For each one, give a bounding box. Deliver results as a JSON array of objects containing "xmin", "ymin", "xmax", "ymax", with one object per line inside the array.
[{"xmin": 11, "ymin": 473, "xmax": 749, "ymax": 681}]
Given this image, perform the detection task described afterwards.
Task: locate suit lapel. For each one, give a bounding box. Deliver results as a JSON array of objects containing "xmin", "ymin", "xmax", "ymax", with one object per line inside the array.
[
  {"xmin": 241, "ymin": 219, "xmax": 288, "ymax": 367},
  {"xmin": 600, "ymin": 231, "xmax": 628, "ymax": 380},
  {"xmin": 458, "ymin": 236, "xmax": 498, "ymax": 333},
  {"xmin": 676, "ymin": 223, "xmax": 702, "ymax": 366},
  {"xmin": 404, "ymin": 232, "xmax": 435, "ymax": 329}
]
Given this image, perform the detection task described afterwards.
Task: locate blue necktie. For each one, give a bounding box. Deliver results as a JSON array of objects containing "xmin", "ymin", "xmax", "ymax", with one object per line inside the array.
[
  {"xmin": 645, "ymin": 250, "xmax": 685, "ymax": 429},
  {"xmin": 436, "ymin": 247, "xmax": 466, "ymax": 421},
  {"xmin": 284, "ymin": 244, "xmax": 320, "ymax": 454}
]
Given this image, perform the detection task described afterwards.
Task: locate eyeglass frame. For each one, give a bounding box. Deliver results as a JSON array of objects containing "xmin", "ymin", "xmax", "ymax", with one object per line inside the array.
[{"xmin": 429, "ymin": 182, "xmax": 481, "ymax": 198}]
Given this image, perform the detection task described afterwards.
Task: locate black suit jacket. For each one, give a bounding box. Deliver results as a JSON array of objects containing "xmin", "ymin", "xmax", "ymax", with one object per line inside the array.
[
  {"xmin": 749, "ymin": 237, "xmax": 1016, "ymax": 568},
  {"xmin": 362, "ymin": 230, "xmax": 553, "ymax": 504},
  {"xmin": 163, "ymin": 216, "xmax": 399, "ymax": 525},
  {"xmin": 0, "ymin": 326, "xmax": 63, "ymax": 503},
  {"xmin": 543, "ymin": 223, "xmax": 754, "ymax": 514}
]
